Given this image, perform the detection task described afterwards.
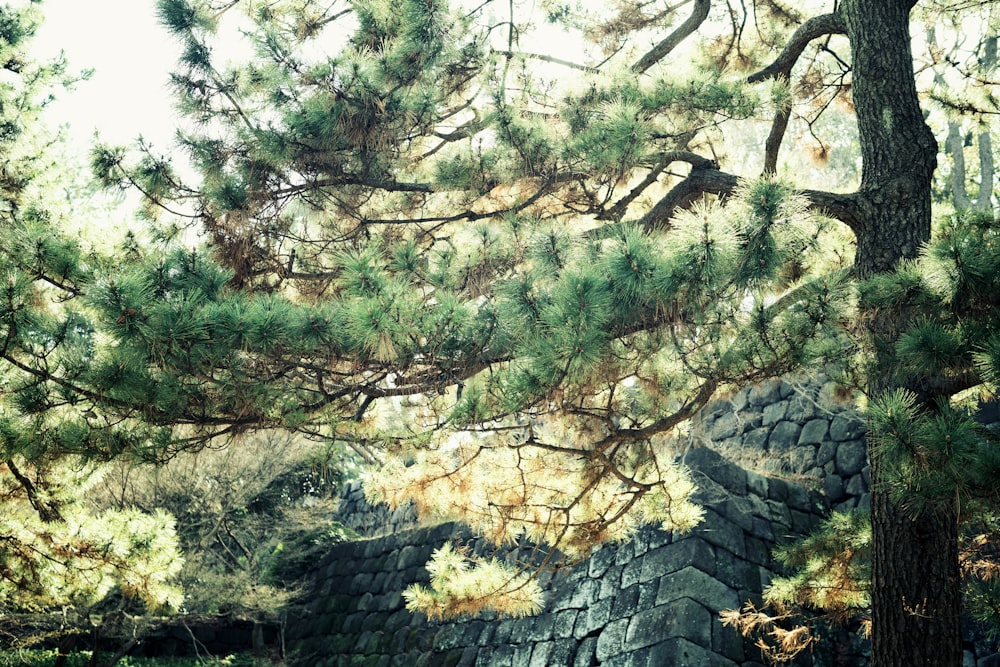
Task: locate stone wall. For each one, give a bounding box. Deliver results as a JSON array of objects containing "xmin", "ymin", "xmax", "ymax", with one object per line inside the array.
[
  {"xmin": 692, "ymin": 375, "xmax": 869, "ymax": 513},
  {"xmin": 286, "ymin": 375, "xmax": 1000, "ymax": 666},
  {"xmin": 285, "ymin": 447, "xmax": 832, "ymax": 666}
]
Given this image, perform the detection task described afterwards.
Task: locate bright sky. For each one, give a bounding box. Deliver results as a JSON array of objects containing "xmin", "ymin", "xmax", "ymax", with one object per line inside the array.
[
  {"xmin": 32, "ymin": 0, "xmax": 179, "ymax": 149},
  {"xmin": 30, "ymin": 0, "xmax": 588, "ymax": 155}
]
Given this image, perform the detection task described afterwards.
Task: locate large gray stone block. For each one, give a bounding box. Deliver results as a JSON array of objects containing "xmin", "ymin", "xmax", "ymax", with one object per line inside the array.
[
  {"xmin": 528, "ymin": 640, "xmax": 553, "ymax": 667},
  {"xmin": 684, "ymin": 446, "xmax": 748, "ymax": 495},
  {"xmin": 646, "ymin": 637, "xmax": 738, "ymax": 666},
  {"xmin": 830, "ymin": 415, "xmax": 865, "ymax": 442},
  {"xmin": 697, "ymin": 509, "xmax": 746, "ymax": 558},
  {"xmin": 551, "ymin": 577, "xmax": 599, "ymax": 611},
  {"xmin": 768, "ymin": 421, "xmax": 802, "ymax": 452},
  {"xmin": 713, "ymin": 614, "xmax": 745, "ymax": 662},
  {"xmin": 710, "ymin": 412, "xmax": 740, "ymax": 440},
  {"xmin": 611, "ymin": 585, "xmax": 640, "ymax": 620},
  {"xmin": 722, "ymin": 496, "xmax": 755, "ymax": 533},
  {"xmin": 836, "ymin": 439, "xmax": 867, "ymax": 476},
  {"xmin": 762, "ymin": 400, "xmax": 788, "ymax": 426},
  {"xmin": 596, "ymin": 617, "xmax": 630, "ymax": 662},
  {"xmin": 744, "ymin": 426, "xmax": 771, "ymax": 450},
  {"xmin": 749, "ymin": 379, "xmax": 784, "ymax": 407},
  {"xmin": 552, "ymin": 609, "xmax": 577, "ymax": 639},
  {"xmin": 799, "ymin": 418, "xmax": 829, "ymax": 445},
  {"xmin": 785, "ymin": 394, "xmax": 818, "ymax": 423},
  {"xmin": 587, "ymin": 543, "xmax": 616, "ymax": 578},
  {"xmin": 625, "ymin": 598, "xmax": 711, "ymax": 651},
  {"xmin": 824, "ymin": 474, "xmax": 846, "ymax": 502},
  {"xmin": 655, "ymin": 566, "xmax": 739, "ymax": 611},
  {"xmin": 574, "ymin": 596, "xmax": 613, "ymax": 639},
  {"xmin": 817, "ymin": 439, "xmax": 838, "ymax": 467},
  {"xmin": 511, "ymin": 642, "xmax": 533, "ymax": 667},
  {"xmin": 639, "ymin": 537, "xmax": 716, "ymax": 581},
  {"xmin": 573, "ymin": 636, "xmax": 598, "ymax": 667}
]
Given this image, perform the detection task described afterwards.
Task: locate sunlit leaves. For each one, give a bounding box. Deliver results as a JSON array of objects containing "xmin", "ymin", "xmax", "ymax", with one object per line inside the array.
[
  {"xmin": 366, "ymin": 422, "xmax": 703, "ymax": 563},
  {"xmin": 402, "ymin": 543, "xmax": 544, "ymax": 619},
  {"xmin": 0, "ymin": 458, "xmax": 184, "ymax": 612}
]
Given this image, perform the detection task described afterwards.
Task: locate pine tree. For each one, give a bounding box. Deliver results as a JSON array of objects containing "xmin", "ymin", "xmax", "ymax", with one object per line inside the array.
[
  {"xmin": 0, "ymin": 2, "xmax": 184, "ymax": 620},
  {"xmin": 71, "ymin": 0, "xmax": 1000, "ymax": 663}
]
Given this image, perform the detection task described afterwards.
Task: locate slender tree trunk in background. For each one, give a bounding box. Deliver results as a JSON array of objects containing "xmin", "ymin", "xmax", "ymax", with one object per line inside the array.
[{"xmin": 842, "ymin": 0, "xmax": 962, "ymax": 664}]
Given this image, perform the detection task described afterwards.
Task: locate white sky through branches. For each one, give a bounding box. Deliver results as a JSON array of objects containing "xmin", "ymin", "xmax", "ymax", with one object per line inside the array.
[
  {"xmin": 32, "ymin": 0, "xmax": 179, "ymax": 149},
  {"xmin": 30, "ymin": 1, "xmax": 589, "ymax": 152}
]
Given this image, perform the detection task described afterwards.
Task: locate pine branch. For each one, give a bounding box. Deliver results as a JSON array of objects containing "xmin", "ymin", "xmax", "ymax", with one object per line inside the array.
[{"xmin": 6, "ymin": 459, "xmax": 62, "ymax": 523}]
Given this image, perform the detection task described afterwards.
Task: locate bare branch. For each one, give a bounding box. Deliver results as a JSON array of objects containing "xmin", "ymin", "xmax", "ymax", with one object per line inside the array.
[
  {"xmin": 632, "ymin": 152, "xmax": 863, "ymax": 231},
  {"xmin": 631, "ymin": 0, "xmax": 712, "ymax": 74},
  {"xmin": 747, "ymin": 13, "xmax": 846, "ymax": 83},
  {"xmin": 493, "ymin": 50, "xmax": 599, "ymax": 73}
]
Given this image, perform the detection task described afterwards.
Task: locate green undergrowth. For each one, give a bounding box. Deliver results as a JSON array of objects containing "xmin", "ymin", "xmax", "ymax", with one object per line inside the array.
[{"xmin": 0, "ymin": 650, "xmax": 276, "ymax": 667}]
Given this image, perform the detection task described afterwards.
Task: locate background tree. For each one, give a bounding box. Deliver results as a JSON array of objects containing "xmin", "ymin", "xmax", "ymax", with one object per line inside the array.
[{"xmin": 0, "ymin": 1, "xmax": 185, "ymax": 643}]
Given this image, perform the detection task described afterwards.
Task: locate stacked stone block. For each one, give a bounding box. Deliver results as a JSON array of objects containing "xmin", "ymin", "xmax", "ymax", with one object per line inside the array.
[
  {"xmin": 336, "ymin": 480, "xmax": 421, "ymax": 538},
  {"xmin": 693, "ymin": 375, "xmax": 870, "ymax": 513}
]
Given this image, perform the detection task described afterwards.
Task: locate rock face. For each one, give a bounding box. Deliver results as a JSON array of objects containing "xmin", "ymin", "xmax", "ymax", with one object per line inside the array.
[
  {"xmin": 285, "ymin": 448, "xmax": 831, "ymax": 667},
  {"xmin": 284, "ymin": 376, "xmax": 1000, "ymax": 666}
]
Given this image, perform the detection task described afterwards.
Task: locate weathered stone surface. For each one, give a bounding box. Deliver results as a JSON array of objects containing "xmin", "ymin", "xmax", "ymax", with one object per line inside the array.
[
  {"xmin": 824, "ymin": 474, "xmax": 846, "ymax": 502},
  {"xmin": 639, "ymin": 537, "xmax": 716, "ymax": 581},
  {"xmin": 768, "ymin": 421, "xmax": 802, "ymax": 452},
  {"xmin": 684, "ymin": 447, "xmax": 747, "ymax": 495},
  {"xmin": 762, "ymin": 400, "xmax": 788, "ymax": 426},
  {"xmin": 574, "ymin": 597, "xmax": 613, "ymax": 639},
  {"xmin": 696, "ymin": 509, "xmax": 746, "ymax": 558},
  {"xmin": 713, "ymin": 614, "xmax": 746, "ymax": 662},
  {"xmin": 748, "ymin": 379, "xmax": 783, "ymax": 407},
  {"xmin": 596, "ymin": 617, "xmax": 630, "ymax": 662},
  {"xmin": 785, "ymin": 483, "xmax": 813, "ymax": 512},
  {"xmin": 830, "ymin": 415, "xmax": 865, "ymax": 442},
  {"xmin": 786, "ymin": 447, "xmax": 815, "ymax": 474},
  {"xmin": 626, "ymin": 598, "xmax": 711, "ymax": 651},
  {"xmin": 816, "ymin": 439, "xmax": 838, "ymax": 467},
  {"xmin": 799, "ymin": 418, "xmax": 829, "ymax": 445},
  {"xmin": 730, "ymin": 389, "xmax": 751, "ymax": 412},
  {"xmin": 547, "ymin": 638, "xmax": 577, "ymax": 665},
  {"xmin": 846, "ymin": 473, "xmax": 867, "ymax": 497},
  {"xmin": 646, "ymin": 637, "xmax": 737, "ymax": 666},
  {"xmin": 573, "ymin": 636, "xmax": 597, "ymax": 667},
  {"xmin": 656, "ymin": 566, "xmax": 739, "ymax": 612},
  {"xmin": 836, "ymin": 439, "xmax": 867, "ymax": 476},
  {"xmin": 528, "ymin": 640, "xmax": 553, "ymax": 667},
  {"xmin": 785, "ymin": 395, "xmax": 817, "ymax": 423},
  {"xmin": 552, "ymin": 578, "xmax": 599, "ymax": 611},
  {"xmin": 710, "ymin": 412, "xmax": 740, "ymax": 440},
  {"xmin": 588, "ymin": 544, "xmax": 616, "ymax": 578}
]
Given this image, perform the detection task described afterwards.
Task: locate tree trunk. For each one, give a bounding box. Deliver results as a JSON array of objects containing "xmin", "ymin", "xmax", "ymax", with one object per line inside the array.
[{"xmin": 841, "ymin": 1, "xmax": 962, "ymax": 665}]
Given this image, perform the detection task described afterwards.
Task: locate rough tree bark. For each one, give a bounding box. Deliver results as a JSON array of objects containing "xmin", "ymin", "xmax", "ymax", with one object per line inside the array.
[{"xmin": 841, "ymin": 0, "xmax": 961, "ymax": 665}]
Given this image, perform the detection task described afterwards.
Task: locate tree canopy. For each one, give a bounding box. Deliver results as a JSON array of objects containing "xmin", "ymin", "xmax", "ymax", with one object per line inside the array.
[{"xmin": 4, "ymin": 0, "xmax": 1000, "ymax": 664}]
